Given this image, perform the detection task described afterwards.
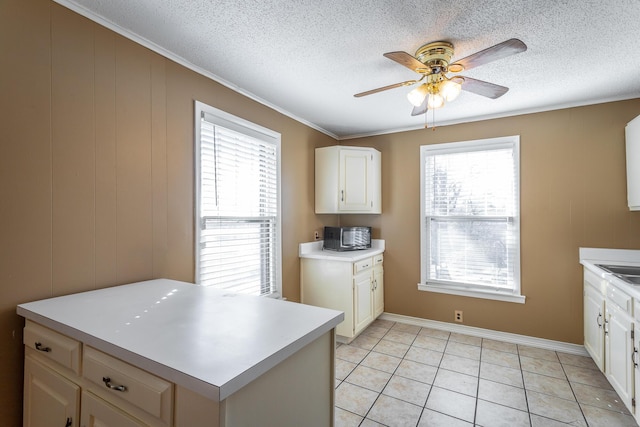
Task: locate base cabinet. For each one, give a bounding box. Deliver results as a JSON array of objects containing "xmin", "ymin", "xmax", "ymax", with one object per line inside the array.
[
  {"xmin": 81, "ymin": 391, "xmax": 146, "ymax": 427},
  {"xmin": 584, "ymin": 269, "xmax": 606, "ymax": 370},
  {"xmin": 23, "ymin": 320, "xmax": 170, "ymax": 427},
  {"xmin": 23, "ymin": 319, "xmax": 336, "ymax": 427},
  {"xmin": 583, "ymin": 267, "xmax": 638, "ymax": 419},
  {"xmin": 301, "ymin": 253, "xmax": 384, "ymax": 342},
  {"xmin": 605, "ymin": 301, "xmax": 634, "ymax": 409},
  {"xmin": 24, "ymin": 356, "xmax": 79, "ymax": 427},
  {"xmin": 373, "ymin": 260, "xmax": 384, "ymax": 318}
]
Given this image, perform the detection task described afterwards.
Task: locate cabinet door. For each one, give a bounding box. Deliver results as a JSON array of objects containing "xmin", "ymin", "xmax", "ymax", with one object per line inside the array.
[
  {"xmin": 81, "ymin": 391, "xmax": 147, "ymax": 427},
  {"xmin": 24, "ymin": 356, "xmax": 80, "ymax": 427},
  {"xmin": 635, "ymin": 325, "xmax": 640, "ymax": 418},
  {"xmin": 373, "ymin": 265, "xmax": 384, "ymax": 318},
  {"xmin": 626, "ymin": 114, "xmax": 640, "ymax": 210},
  {"xmin": 605, "ymin": 305, "xmax": 634, "ymax": 412},
  {"xmin": 339, "ymin": 149, "xmax": 371, "ymax": 211},
  {"xmin": 584, "ymin": 285, "xmax": 605, "ymax": 370},
  {"xmin": 353, "ymin": 271, "xmax": 373, "ymax": 335}
]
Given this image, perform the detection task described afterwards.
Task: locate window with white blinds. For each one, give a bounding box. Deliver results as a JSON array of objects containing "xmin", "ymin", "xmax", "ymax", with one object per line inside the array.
[
  {"xmin": 195, "ymin": 101, "xmax": 281, "ymax": 296},
  {"xmin": 419, "ymin": 136, "xmax": 524, "ymax": 303}
]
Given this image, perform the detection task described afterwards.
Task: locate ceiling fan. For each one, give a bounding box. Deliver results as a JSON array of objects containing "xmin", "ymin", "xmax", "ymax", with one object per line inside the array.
[{"xmin": 354, "ymin": 39, "xmax": 527, "ymax": 116}]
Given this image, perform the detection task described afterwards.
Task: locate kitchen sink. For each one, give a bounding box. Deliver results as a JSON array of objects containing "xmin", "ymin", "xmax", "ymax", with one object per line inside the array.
[{"xmin": 596, "ymin": 264, "xmax": 640, "ymax": 286}]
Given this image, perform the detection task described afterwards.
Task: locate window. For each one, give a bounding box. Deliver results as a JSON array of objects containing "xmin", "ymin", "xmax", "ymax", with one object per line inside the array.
[
  {"xmin": 195, "ymin": 101, "xmax": 281, "ymax": 297},
  {"xmin": 419, "ymin": 135, "xmax": 523, "ymax": 303}
]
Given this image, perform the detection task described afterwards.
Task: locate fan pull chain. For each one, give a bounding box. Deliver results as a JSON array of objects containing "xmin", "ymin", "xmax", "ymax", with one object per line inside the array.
[{"xmin": 424, "ymin": 107, "xmax": 437, "ymax": 131}]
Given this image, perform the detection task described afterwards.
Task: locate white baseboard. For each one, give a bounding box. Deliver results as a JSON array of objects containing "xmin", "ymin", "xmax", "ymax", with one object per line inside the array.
[{"xmin": 379, "ymin": 312, "xmax": 588, "ymax": 357}]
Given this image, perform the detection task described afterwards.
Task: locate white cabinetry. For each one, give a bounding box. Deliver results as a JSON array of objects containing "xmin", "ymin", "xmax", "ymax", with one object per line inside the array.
[
  {"xmin": 301, "ymin": 253, "xmax": 384, "ymax": 342},
  {"xmin": 23, "ymin": 355, "xmax": 79, "ymax": 427},
  {"xmin": 81, "ymin": 391, "xmax": 146, "ymax": 427},
  {"xmin": 20, "ymin": 280, "xmax": 341, "ymax": 427},
  {"xmin": 583, "ymin": 267, "xmax": 637, "ymax": 416},
  {"xmin": 605, "ymin": 282, "xmax": 635, "ymax": 410},
  {"xmin": 23, "ymin": 320, "xmax": 171, "ymax": 427},
  {"xmin": 635, "ymin": 300, "xmax": 640, "ymax": 418},
  {"xmin": 583, "ymin": 269, "xmax": 606, "ymax": 370},
  {"xmin": 315, "ymin": 146, "xmax": 381, "ymax": 214},
  {"xmin": 626, "ymin": 114, "xmax": 640, "ymax": 210},
  {"xmin": 373, "ymin": 256, "xmax": 384, "ymax": 318}
]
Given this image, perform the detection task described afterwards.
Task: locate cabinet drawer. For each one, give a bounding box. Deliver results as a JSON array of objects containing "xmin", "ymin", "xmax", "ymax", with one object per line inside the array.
[
  {"xmin": 83, "ymin": 346, "xmax": 173, "ymax": 425},
  {"xmin": 607, "ymin": 283, "xmax": 632, "ymax": 315},
  {"xmin": 354, "ymin": 257, "xmax": 373, "ymax": 274},
  {"xmin": 373, "ymin": 254, "xmax": 383, "ymax": 266},
  {"xmin": 635, "ymin": 300, "xmax": 640, "ymax": 323},
  {"xmin": 23, "ymin": 320, "xmax": 81, "ymax": 374}
]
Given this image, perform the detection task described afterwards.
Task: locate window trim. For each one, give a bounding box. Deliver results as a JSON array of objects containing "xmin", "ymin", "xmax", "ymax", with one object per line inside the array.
[
  {"xmin": 194, "ymin": 100, "xmax": 282, "ymax": 297},
  {"xmin": 418, "ymin": 135, "xmax": 524, "ymax": 304}
]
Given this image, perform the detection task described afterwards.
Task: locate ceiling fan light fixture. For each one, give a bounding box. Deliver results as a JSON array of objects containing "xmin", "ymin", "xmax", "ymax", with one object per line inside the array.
[
  {"xmin": 427, "ymin": 92, "xmax": 444, "ymax": 109},
  {"xmin": 407, "ymin": 83, "xmax": 430, "ymax": 107},
  {"xmin": 439, "ymin": 79, "xmax": 462, "ymax": 102}
]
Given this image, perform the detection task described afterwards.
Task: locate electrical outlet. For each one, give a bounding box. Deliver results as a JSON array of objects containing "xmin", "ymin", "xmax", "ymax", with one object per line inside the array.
[
  {"xmin": 314, "ymin": 231, "xmax": 320, "ymax": 240},
  {"xmin": 454, "ymin": 310, "xmax": 463, "ymax": 323}
]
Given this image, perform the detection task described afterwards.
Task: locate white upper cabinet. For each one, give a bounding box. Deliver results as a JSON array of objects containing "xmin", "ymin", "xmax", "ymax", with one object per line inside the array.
[
  {"xmin": 626, "ymin": 114, "xmax": 640, "ymax": 211},
  {"xmin": 315, "ymin": 146, "xmax": 381, "ymax": 214}
]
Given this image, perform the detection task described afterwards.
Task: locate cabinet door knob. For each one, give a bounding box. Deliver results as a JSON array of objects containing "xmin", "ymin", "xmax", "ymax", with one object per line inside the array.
[
  {"xmin": 102, "ymin": 376, "xmax": 127, "ymax": 392},
  {"xmin": 34, "ymin": 342, "xmax": 51, "ymax": 352}
]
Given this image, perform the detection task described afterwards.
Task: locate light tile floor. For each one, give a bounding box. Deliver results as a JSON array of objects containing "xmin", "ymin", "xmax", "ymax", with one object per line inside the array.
[{"xmin": 334, "ymin": 319, "xmax": 637, "ymax": 427}]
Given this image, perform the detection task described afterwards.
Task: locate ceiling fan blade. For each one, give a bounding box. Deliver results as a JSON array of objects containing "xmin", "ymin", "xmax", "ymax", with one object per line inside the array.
[
  {"xmin": 450, "ymin": 38, "xmax": 526, "ymax": 72},
  {"xmin": 411, "ymin": 96, "xmax": 428, "ymax": 116},
  {"xmin": 461, "ymin": 77, "xmax": 509, "ymax": 99},
  {"xmin": 354, "ymin": 79, "xmax": 419, "ymax": 97},
  {"xmin": 383, "ymin": 51, "xmax": 430, "ymax": 73}
]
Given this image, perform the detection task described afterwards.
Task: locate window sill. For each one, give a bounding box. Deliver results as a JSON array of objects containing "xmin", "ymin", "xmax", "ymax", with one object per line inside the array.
[{"xmin": 418, "ymin": 283, "xmax": 526, "ymax": 304}]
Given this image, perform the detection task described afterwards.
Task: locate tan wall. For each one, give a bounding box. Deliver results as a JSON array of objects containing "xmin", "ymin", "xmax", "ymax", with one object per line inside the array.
[
  {"xmin": 0, "ymin": 1, "xmax": 335, "ymax": 424},
  {"xmin": 341, "ymin": 99, "xmax": 640, "ymax": 345}
]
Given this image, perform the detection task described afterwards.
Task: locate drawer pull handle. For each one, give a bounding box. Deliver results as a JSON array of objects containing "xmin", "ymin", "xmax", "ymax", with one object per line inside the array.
[
  {"xmin": 102, "ymin": 377, "xmax": 127, "ymax": 392},
  {"xmin": 34, "ymin": 342, "xmax": 51, "ymax": 352}
]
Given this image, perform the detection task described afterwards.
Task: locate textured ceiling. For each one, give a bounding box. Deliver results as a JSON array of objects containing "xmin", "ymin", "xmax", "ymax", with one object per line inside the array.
[{"xmin": 58, "ymin": 0, "xmax": 640, "ymax": 139}]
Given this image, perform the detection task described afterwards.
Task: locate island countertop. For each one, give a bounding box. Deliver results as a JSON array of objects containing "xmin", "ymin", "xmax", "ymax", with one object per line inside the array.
[{"xmin": 17, "ymin": 279, "xmax": 343, "ymax": 402}]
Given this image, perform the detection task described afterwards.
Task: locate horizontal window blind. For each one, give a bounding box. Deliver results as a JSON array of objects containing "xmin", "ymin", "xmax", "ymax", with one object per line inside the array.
[
  {"xmin": 197, "ymin": 109, "xmax": 280, "ymax": 296},
  {"xmin": 422, "ymin": 138, "xmax": 520, "ymax": 292}
]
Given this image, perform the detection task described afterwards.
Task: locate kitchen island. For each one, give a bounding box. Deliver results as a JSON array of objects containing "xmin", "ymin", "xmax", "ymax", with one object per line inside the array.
[{"xmin": 18, "ymin": 279, "xmax": 343, "ymax": 426}]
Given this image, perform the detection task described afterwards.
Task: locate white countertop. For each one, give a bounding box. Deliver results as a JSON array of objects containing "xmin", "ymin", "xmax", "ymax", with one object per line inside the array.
[
  {"xmin": 579, "ymin": 247, "xmax": 640, "ymax": 298},
  {"xmin": 299, "ymin": 239, "xmax": 385, "ymax": 261},
  {"xmin": 17, "ymin": 279, "xmax": 343, "ymax": 402}
]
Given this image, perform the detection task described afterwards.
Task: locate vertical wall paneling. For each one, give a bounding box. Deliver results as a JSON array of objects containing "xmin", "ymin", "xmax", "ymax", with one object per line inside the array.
[
  {"xmin": 152, "ymin": 55, "xmax": 168, "ymax": 278},
  {"xmin": 51, "ymin": 5, "xmax": 96, "ymax": 296},
  {"xmin": 115, "ymin": 38, "xmax": 154, "ymax": 282},
  {"xmin": 164, "ymin": 62, "xmax": 196, "ymax": 282},
  {"xmin": 0, "ymin": 0, "xmax": 53, "ymax": 303},
  {"xmin": 94, "ymin": 26, "xmax": 118, "ymax": 288},
  {"xmin": 0, "ymin": 0, "xmax": 53, "ymax": 423}
]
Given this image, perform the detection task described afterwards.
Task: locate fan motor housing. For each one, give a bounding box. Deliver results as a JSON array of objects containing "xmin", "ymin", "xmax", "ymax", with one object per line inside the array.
[{"xmin": 415, "ymin": 41, "xmax": 454, "ymax": 73}]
